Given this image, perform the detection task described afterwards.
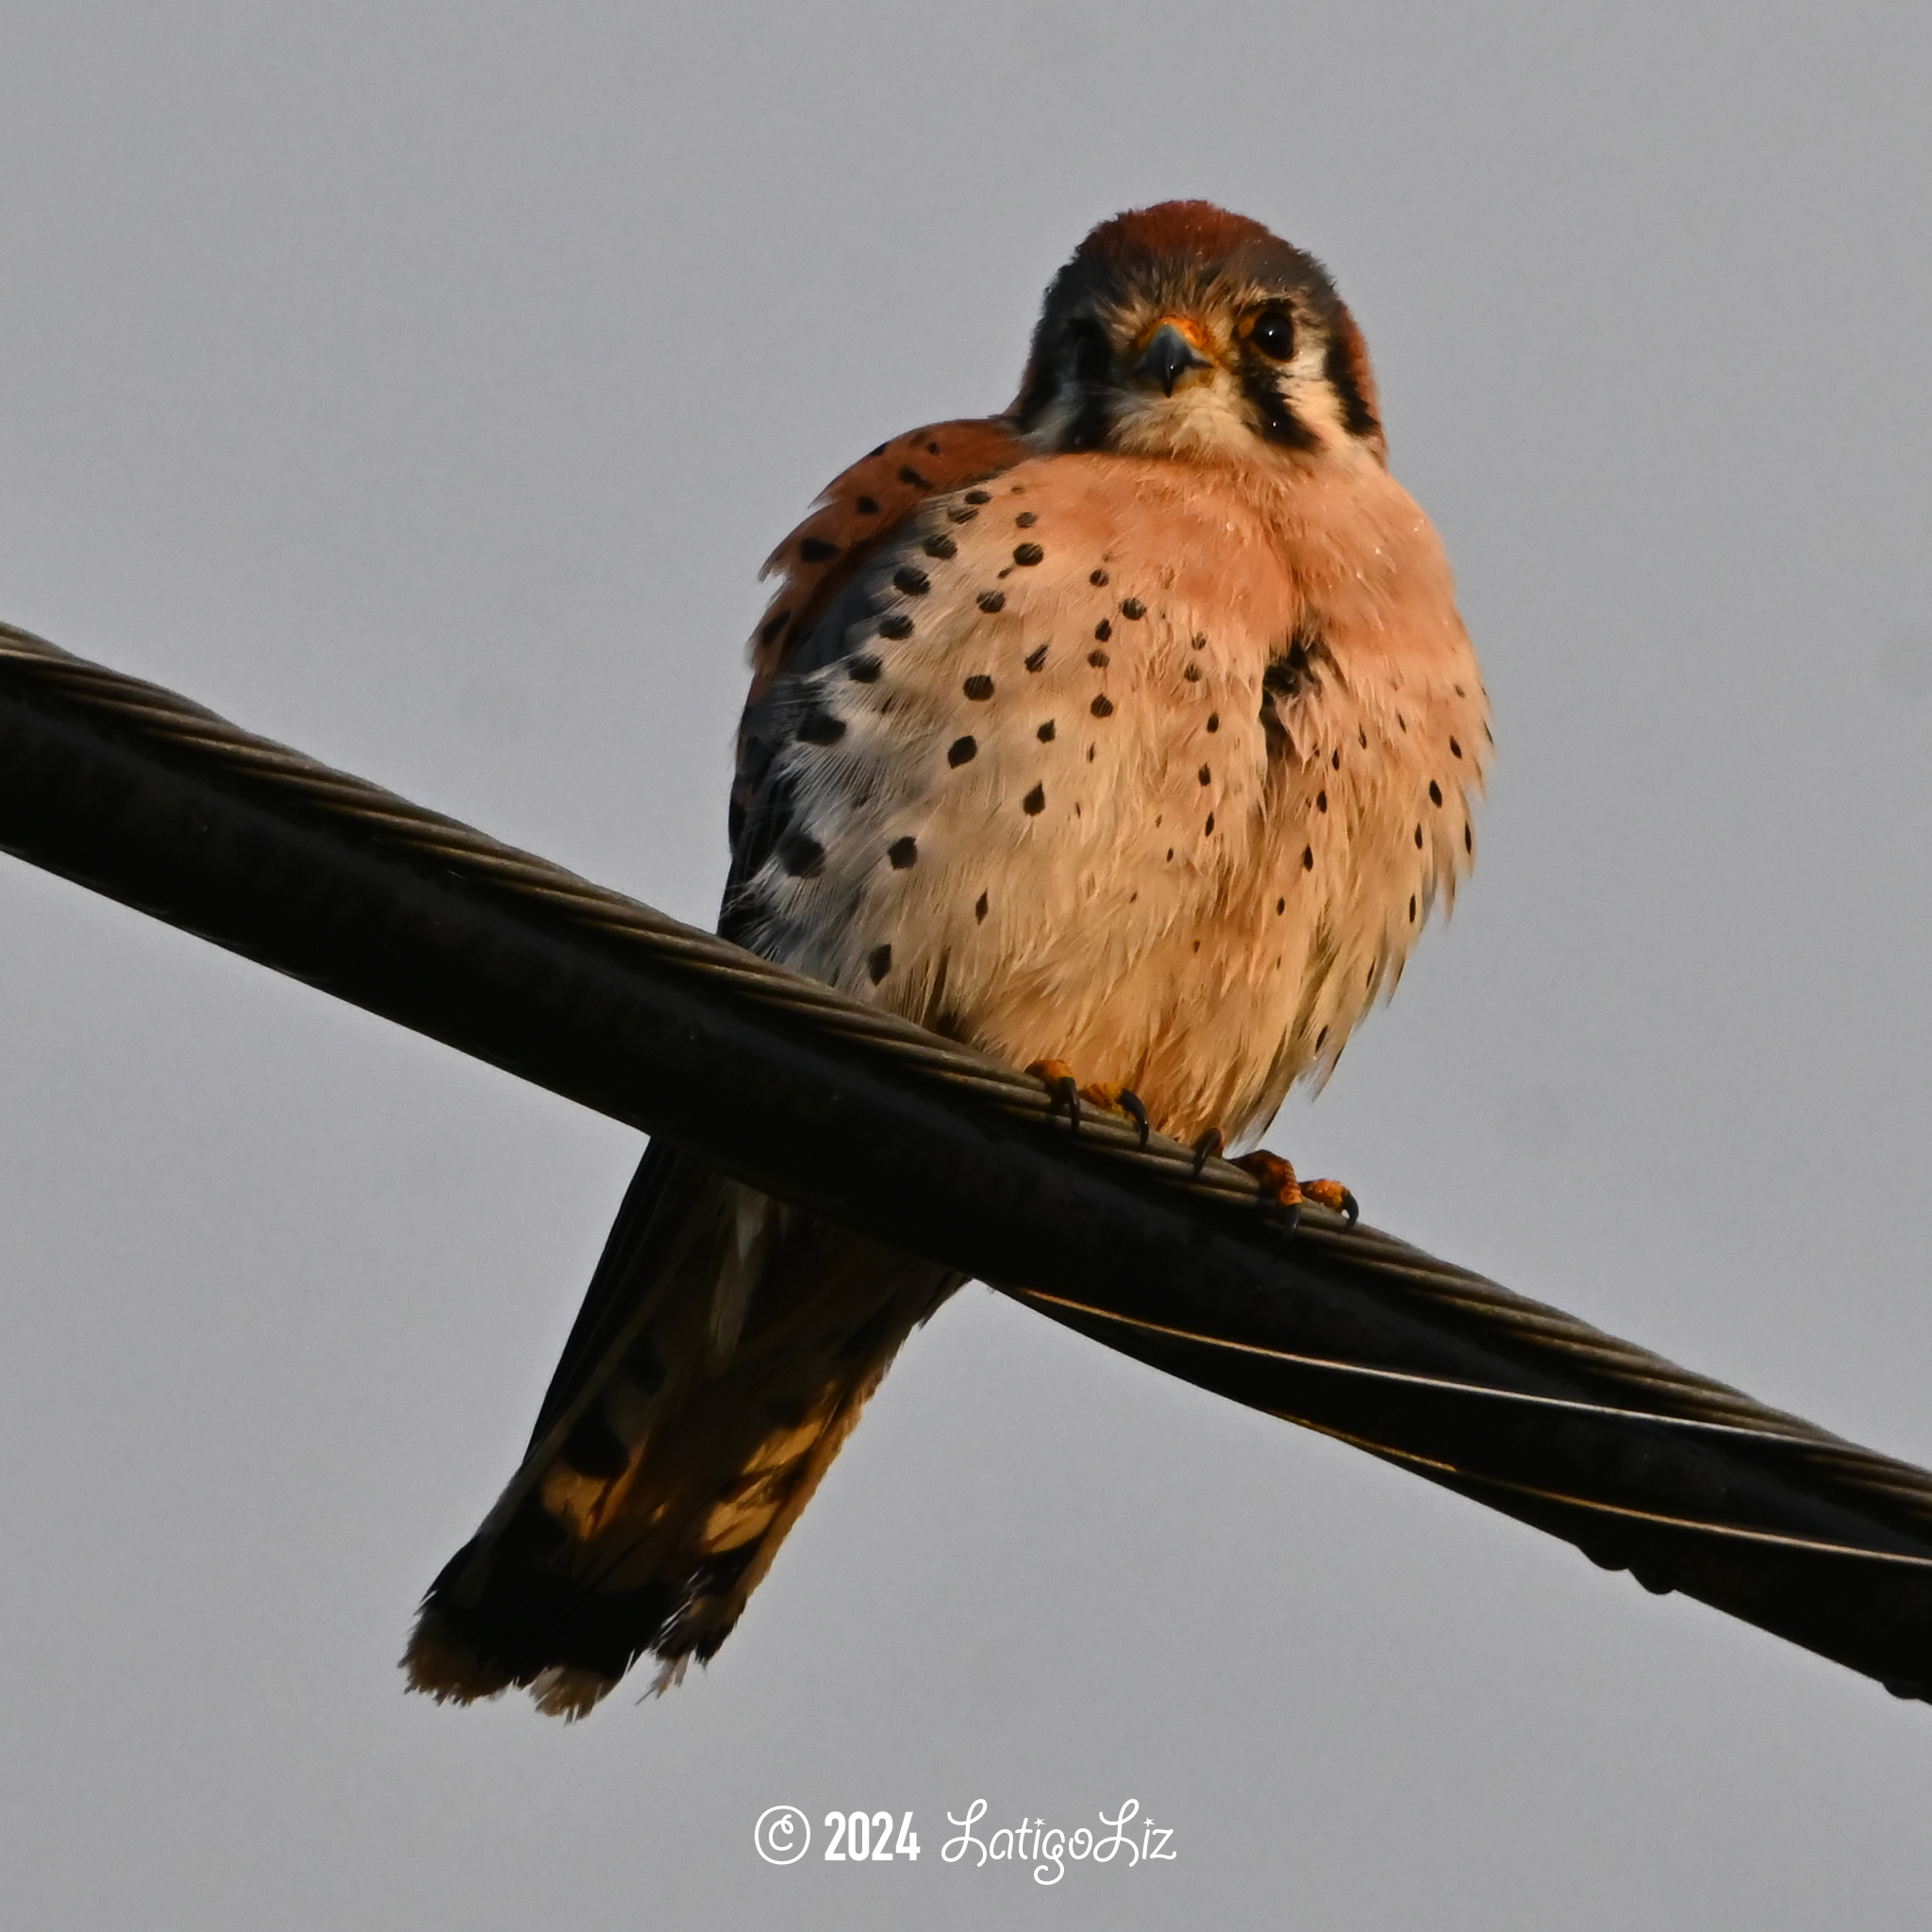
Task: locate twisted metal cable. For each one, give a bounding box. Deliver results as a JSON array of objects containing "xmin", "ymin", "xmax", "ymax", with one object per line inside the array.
[{"xmin": 6, "ymin": 618, "xmax": 1932, "ymax": 1693}]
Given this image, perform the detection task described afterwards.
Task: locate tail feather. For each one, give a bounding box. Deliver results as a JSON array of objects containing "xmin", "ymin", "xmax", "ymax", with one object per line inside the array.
[{"xmin": 404, "ymin": 1141, "xmax": 960, "ymax": 1715}]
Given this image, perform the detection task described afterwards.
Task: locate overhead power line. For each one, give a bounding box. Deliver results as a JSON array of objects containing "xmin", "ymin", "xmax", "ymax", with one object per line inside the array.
[{"xmin": 3, "ymin": 619, "xmax": 1929, "ymax": 1704}]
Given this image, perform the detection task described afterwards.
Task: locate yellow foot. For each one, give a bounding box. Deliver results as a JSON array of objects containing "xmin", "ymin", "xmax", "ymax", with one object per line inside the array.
[
  {"xmin": 1025, "ymin": 1061, "xmax": 1151, "ymax": 1147},
  {"xmin": 1232, "ymin": 1150, "xmax": 1359, "ymax": 1230}
]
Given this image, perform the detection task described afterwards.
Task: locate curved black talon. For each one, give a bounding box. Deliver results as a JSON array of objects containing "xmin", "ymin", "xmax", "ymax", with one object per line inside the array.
[
  {"xmin": 1191, "ymin": 1127, "xmax": 1224, "ymax": 1176},
  {"xmin": 1339, "ymin": 1188, "xmax": 1360, "ymax": 1227},
  {"xmin": 1027, "ymin": 1060, "xmax": 1082, "ymax": 1134},
  {"xmin": 1117, "ymin": 1088, "xmax": 1150, "ymax": 1149}
]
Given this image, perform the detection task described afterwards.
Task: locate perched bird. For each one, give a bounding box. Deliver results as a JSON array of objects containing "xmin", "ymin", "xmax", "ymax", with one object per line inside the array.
[{"xmin": 404, "ymin": 200, "xmax": 1490, "ymax": 1716}]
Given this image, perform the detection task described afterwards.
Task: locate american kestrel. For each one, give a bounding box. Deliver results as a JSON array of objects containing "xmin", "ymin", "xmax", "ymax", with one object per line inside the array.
[{"xmin": 405, "ymin": 201, "xmax": 1490, "ymax": 1716}]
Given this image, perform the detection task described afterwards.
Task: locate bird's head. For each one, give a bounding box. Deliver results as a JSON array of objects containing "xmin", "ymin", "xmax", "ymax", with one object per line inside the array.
[{"xmin": 1011, "ymin": 201, "xmax": 1385, "ymax": 468}]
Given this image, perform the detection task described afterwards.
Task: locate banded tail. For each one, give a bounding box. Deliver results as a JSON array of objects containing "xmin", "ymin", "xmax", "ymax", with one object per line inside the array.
[{"xmin": 404, "ymin": 1141, "xmax": 961, "ymax": 1717}]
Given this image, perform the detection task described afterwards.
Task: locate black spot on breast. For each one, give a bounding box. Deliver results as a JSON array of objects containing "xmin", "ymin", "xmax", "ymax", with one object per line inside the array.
[
  {"xmin": 778, "ymin": 831, "xmax": 824, "ymax": 877},
  {"xmin": 965, "ymin": 489, "xmax": 991, "ymax": 504},
  {"xmin": 1408, "ymin": 895, "xmax": 1417, "ymax": 923},
  {"xmin": 877, "ymin": 614, "xmax": 914, "ymax": 640},
  {"xmin": 1315, "ymin": 1025, "xmax": 1328, "ymax": 1051},
  {"xmin": 888, "ymin": 836, "xmax": 918, "ymax": 870},
  {"xmin": 1091, "ymin": 568, "xmax": 1109, "ymax": 586},
  {"xmin": 1429, "ymin": 780, "xmax": 1442, "ymax": 806},
  {"xmin": 760, "ymin": 611, "xmax": 792, "ymax": 647},
  {"xmin": 1331, "ymin": 747, "xmax": 1341, "ymax": 770},
  {"xmin": 1089, "ymin": 648, "xmax": 1109, "ymax": 667},
  {"xmin": 1014, "ymin": 542, "xmax": 1045, "ymax": 566},
  {"xmin": 1198, "ymin": 764, "xmax": 1211, "ymax": 785},
  {"xmin": 1316, "ymin": 790, "xmax": 1327, "ymax": 811},
  {"xmin": 1207, "ymin": 713, "xmax": 1220, "ymax": 732},
  {"xmin": 1397, "ymin": 713, "xmax": 1407, "ymax": 732},
  {"xmin": 1091, "ymin": 694, "xmax": 1114, "ymax": 717},
  {"xmin": 899, "ymin": 465, "xmax": 933, "ymax": 489},
  {"xmin": 1358, "ymin": 726, "xmax": 1368, "ymax": 748},
  {"xmin": 1094, "ymin": 619, "xmax": 1112, "ymax": 642},
  {"xmin": 924, "ymin": 534, "xmax": 958, "ymax": 560},
  {"xmin": 799, "ymin": 536, "xmax": 841, "ymax": 562},
  {"xmin": 974, "ymin": 891, "xmax": 989, "ymax": 922},
  {"xmin": 1464, "ymin": 824, "xmax": 1474, "ymax": 854},
  {"xmin": 1121, "ymin": 598, "xmax": 1145, "ymax": 620},
  {"xmin": 1086, "ymin": 745, "xmax": 1094, "ymax": 761},
  {"xmin": 1015, "ymin": 510, "xmax": 1038, "ymax": 527},
  {"xmin": 893, "ymin": 566, "xmax": 930, "ymax": 597},
  {"xmin": 856, "ymin": 495, "xmax": 880, "ymax": 515},
  {"xmin": 1166, "ymin": 847, "xmax": 1174, "ymax": 860},
  {"xmin": 1037, "ymin": 720, "xmax": 1056, "ymax": 741},
  {"xmin": 1414, "ymin": 824, "xmax": 1424, "ymax": 847},
  {"xmin": 1205, "ymin": 813, "xmax": 1216, "ymax": 835},
  {"xmin": 848, "ymin": 655, "xmax": 882, "ymax": 682},
  {"xmin": 1302, "ymin": 846, "xmax": 1314, "ymax": 870},
  {"xmin": 978, "ymin": 590, "xmax": 1007, "ymax": 613},
  {"xmin": 1183, "ymin": 663, "xmax": 1202, "ymax": 682},
  {"xmin": 1449, "ymin": 737, "xmax": 1463, "ymax": 759},
  {"xmin": 868, "ymin": 943, "xmax": 893, "ymax": 982},
  {"xmin": 1024, "ymin": 642, "xmax": 1049, "ymax": 671},
  {"xmin": 795, "ymin": 708, "xmax": 845, "ymax": 745},
  {"xmin": 1023, "ymin": 783, "xmax": 1046, "ymax": 815},
  {"xmin": 1276, "ymin": 897, "xmax": 1286, "ymax": 914},
  {"xmin": 1191, "ymin": 633, "xmax": 1207, "ymax": 650},
  {"xmin": 948, "ymin": 736, "xmax": 977, "ymax": 767},
  {"xmin": 963, "ymin": 675, "xmax": 994, "ymax": 701},
  {"xmin": 950, "ymin": 506, "xmax": 978, "ymax": 524}
]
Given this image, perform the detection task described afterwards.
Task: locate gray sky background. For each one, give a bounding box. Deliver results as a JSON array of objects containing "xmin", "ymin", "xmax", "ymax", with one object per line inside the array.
[{"xmin": 3, "ymin": 3, "xmax": 1931, "ymax": 1925}]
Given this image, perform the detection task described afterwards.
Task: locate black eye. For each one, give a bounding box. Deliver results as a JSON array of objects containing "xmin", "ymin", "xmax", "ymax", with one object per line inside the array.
[
  {"xmin": 1065, "ymin": 318, "xmax": 1112, "ymax": 382},
  {"xmin": 1247, "ymin": 308, "xmax": 1295, "ymax": 361}
]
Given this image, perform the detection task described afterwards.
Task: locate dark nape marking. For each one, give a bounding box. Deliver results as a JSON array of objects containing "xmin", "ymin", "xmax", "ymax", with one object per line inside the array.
[
  {"xmin": 800, "ymin": 536, "xmax": 841, "ymax": 562},
  {"xmin": 1207, "ymin": 712, "xmax": 1220, "ymax": 732},
  {"xmin": 893, "ymin": 565, "xmax": 931, "ymax": 597},
  {"xmin": 1091, "ymin": 568, "xmax": 1109, "ymax": 586},
  {"xmin": 964, "ymin": 489, "xmax": 992, "ymax": 504},
  {"xmin": 1024, "ymin": 642, "xmax": 1049, "ymax": 671},
  {"xmin": 963, "ymin": 675, "xmax": 994, "ymax": 701},
  {"xmin": 1408, "ymin": 895, "xmax": 1417, "ymax": 922},
  {"xmin": 1091, "ymin": 694, "xmax": 1114, "ymax": 717},
  {"xmin": 1464, "ymin": 824, "xmax": 1473, "ymax": 854},
  {"xmin": 848, "ymin": 655, "xmax": 883, "ymax": 682},
  {"xmin": 1014, "ymin": 542, "xmax": 1045, "ymax": 566},
  {"xmin": 856, "ymin": 494, "xmax": 881, "ymax": 515},
  {"xmin": 1449, "ymin": 737, "xmax": 1463, "ymax": 758},
  {"xmin": 1414, "ymin": 824, "xmax": 1424, "ymax": 848},
  {"xmin": 795, "ymin": 708, "xmax": 846, "ymax": 745},
  {"xmin": 1121, "ymin": 598, "xmax": 1145, "ymax": 620},
  {"xmin": 1037, "ymin": 720, "xmax": 1056, "ymax": 741},
  {"xmin": 974, "ymin": 891, "xmax": 989, "ymax": 922},
  {"xmin": 868, "ymin": 943, "xmax": 893, "ymax": 983},
  {"xmin": 1316, "ymin": 789, "xmax": 1327, "ymax": 811},
  {"xmin": 778, "ymin": 831, "xmax": 824, "ymax": 878},
  {"xmin": 924, "ymin": 534, "xmax": 958, "ymax": 560},
  {"xmin": 949, "ymin": 506, "xmax": 978, "ymax": 525},
  {"xmin": 1198, "ymin": 764, "xmax": 1211, "ymax": 785},
  {"xmin": 1324, "ymin": 334, "xmax": 1383, "ymax": 441},
  {"xmin": 760, "ymin": 611, "xmax": 792, "ymax": 647},
  {"xmin": 948, "ymin": 735, "xmax": 977, "ymax": 767},
  {"xmin": 1015, "ymin": 510, "xmax": 1039, "ymax": 527},
  {"xmin": 1429, "ymin": 780, "xmax": 1443, "ymax": 806},
  {"xmin": 1023, "ymin": 783, "xmax": 1046, "ymax": 815},
  {"xmin": 1089, "ymin": 648, "xmax": 1109, "ymax": 667},
  {"xmin": 899, "ymin": 464, "xmax": 933, "ymax": 489},
  {"xmin": 1302, "ymin": 846, "xmax": 1314, "ymax": 870},
  {"xmin": 978, "ymin": 590, "xmax": 1007, "ymax": 614},
  {"xmin": 878, "ymin": 614, "xmax": 914, "ymax": 641},
  {"xmin": 1205, "ymin": 813, "xmax": 1216, "ymax": 835},
  {"xmin": 888, "ymin": 837, "xmax": 918, "ymax": 870},
  {"xmin": 1093, "ymin": 618, "xmax": 1112, "ymax": 642},
  {"xmin": 1183, "ymin": 663, "xmax": 1202, "ymax": 682}
]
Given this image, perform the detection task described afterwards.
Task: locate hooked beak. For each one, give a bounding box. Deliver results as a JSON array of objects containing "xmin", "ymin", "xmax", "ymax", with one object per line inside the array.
[{"xmin": 1132, "ymin": 321, "xmax": 1211, "ymax": 397}]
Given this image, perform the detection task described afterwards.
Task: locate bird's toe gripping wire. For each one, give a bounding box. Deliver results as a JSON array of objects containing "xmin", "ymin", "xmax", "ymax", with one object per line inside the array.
[
  {"xmin": 1232, "ymin": 1150, "xmax": 1360, "ymax": 1234},
  {"xmin": 1026, "ymin": 1061, "xmax": 1151, "ymax": 1148}
]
